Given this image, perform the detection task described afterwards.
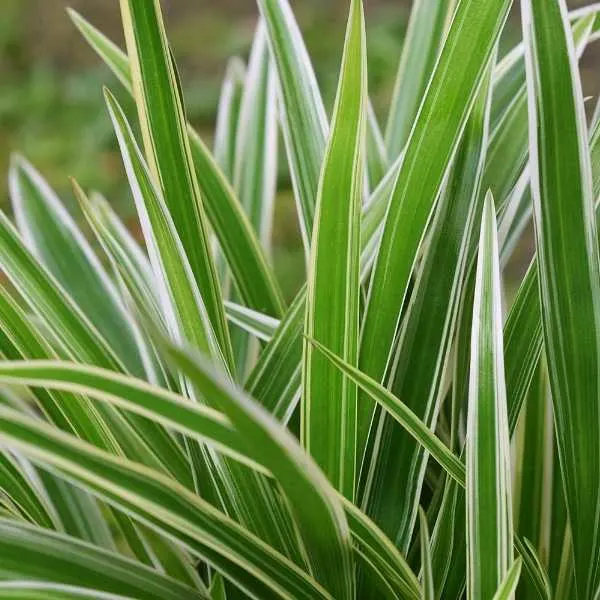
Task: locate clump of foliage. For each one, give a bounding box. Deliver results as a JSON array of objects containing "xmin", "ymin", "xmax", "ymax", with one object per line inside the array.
[{"xmin": 0, "ymin": 0, "xmax": 599, "ymax": 598}]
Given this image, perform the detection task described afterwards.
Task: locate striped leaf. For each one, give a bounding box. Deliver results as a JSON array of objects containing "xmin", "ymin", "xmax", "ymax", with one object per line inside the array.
[
  {"xmin": 214, "ymin": 57, "xmax": 245, "ymax": 182},
  {"xmin": 118, "ymin": 0, "xmax": 233, "ymax": 367},
  {"xmin": 359, "ymin": 58, "xmax": 494, "ymax": 551},
  {"xmin": 0, "ymin": 409, "xmax": 330, "ymax": 600},
  {"xmin": 302, "ymin": 0, "xmax": 366, "ymax": 499},
  {"xmin": 69, "ymin": 9, "xmax": 285, "ymax": 322},
  {"xmin": 229, "ymin": 22, "xmax": 279, "ymax": 379},
  {"xmin": 523, "ymin": 0, "xmax": 600, "ymax": 595},
  {"xmin": 257, "ymin": 0, "xmax": 328, "ymax": 249},
  {"xmin": 385, "ymin": 0, "xmax": 455, "ymax": 159},
  {"xmin": 359, "ymin": 0, "xmax": 513, "ymax": 458},
  {"xmin": 419, "ymin": 507, "xmax": 435, "ymax": 600},
  {"xmin": 466, "ymin": 195, "xmax": 513, "ymax": 598},
  {"xmin": 0, "ymin": 519, "xmax": 206, "ymax": 599},
  {"xmin": 492, "ymin": 559, "xmax": 522, "ymax": 600},
  {"xmin": 9, "ymin": 157, "xmax": 147, "ymax": 378}
]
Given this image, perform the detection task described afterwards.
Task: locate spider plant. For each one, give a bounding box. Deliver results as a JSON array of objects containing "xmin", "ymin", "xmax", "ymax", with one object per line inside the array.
[{"xmin": 1, "ymin": 0, "xmax": 600, "ymax": 598}]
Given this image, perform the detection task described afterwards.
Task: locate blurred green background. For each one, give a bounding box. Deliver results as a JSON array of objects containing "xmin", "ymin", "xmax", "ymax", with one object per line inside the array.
[{"xmin": 1, "ymin": 0, "xmax": 598, "ymax": 298}]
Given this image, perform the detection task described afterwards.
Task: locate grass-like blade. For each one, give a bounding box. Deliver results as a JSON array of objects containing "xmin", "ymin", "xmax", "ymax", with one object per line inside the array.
[
  {"xmin": 9, "ymin": 157, "xmax": 148, "ymax": 379},
  {"xmin": 165, "ymin": 342, "xmax": 354, "ymax": 599},
  {"xmin": 492, "ymin": 559, "xmax": 522, "ymax": 600},
  {"xmin": 214, "ymin": 57, "xmax": 245, "ymax": 182},
  {"xmin": 523, "ymin": 0, "xmax": 600, "ymax": 595},
  {"xmin": 104, "ymin": 90, "xmax": 225, "ymax": 368},
  {"xmin": 0, "ymin": 409, "xmax": 330, "ymax": 600},
  {"xmin": 360, "ymin": 59, "xmax": 493, "ymax": 551},
  {"xmin": 118, "ymin": 0, "xmax": 233, "ymax": 367},
  {"xmin": 359, "ymin": 0, "xmax": 512, "ymax": 457},
  {"xmin": 302, "ymin": 0, "xmax": 366, "ymax": 500},
  {"xmin": 466, "ymin": 195, "xmax": 513, "ymax": 598},
  {"xmin": 0, "ymin": 451, "xmax": 57, "ymax": 529},
  {"xmin": 384, "ymin": 0, "xmax": 455, "ymax": 159},
  {"xmin": 0, "ymin": 518, "xmax": 206, "ymax": 600},
  {"xmin": 257, "ymin": 0, "xmax": 328, "ymax": 249},
  {"xmin": 419, "ymin": 507, "xmax": 435, "ymax": 600},
  {"xmin": 225, "ymin": 301, "xmax": 278, "ymax": 343},
  {"xmin": 69, "ymin": 10, "xmax": 285, "ymax": 322},
  {"xmin": 229, "ymin": 22, "xmax": 279, "ymax": 378},
  {"xmin": 310, "ymin": 339, "xmax": 465, "ymax": 486}
]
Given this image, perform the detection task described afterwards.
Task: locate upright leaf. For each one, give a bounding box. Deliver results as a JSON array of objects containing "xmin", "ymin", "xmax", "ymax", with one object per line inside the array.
[
  {"xmin": 523, "ymin": 0, "xmax": 600, "ymax": 595},
  {"xmin": 257, "ymin": 0, "xmax": 328, "ymax": 249},
  {"xmin": 70, "ymin": 9, "xmax": 285, "ymax": 321},
  {"xmin": 466, "ymin": 196, "xmax": 513, "ymax": 598},
  {"xmin": 385, "ymin": 0, "xmax": 455, "ymax": 159},
  {"xmin": 302, "ymin": 0, "xmax": 366, "ymax": 500},
  {"xmin": 359, "ymin": 0, "xmax": 513, "ymax": 457},
  {"xmin": 119, "ymin": 0, "xmax": 233, "ymax": 367},
  {"xmin": 229, "ymin": 22, "xmax": 279, "ymax": 379},
  {"xmin": 419, "ymin": 507, "xmax": 435, "ymax": 600},
  {"xmin": 214, "ymin": 57, "xmax": 245, "ymax": 182},
  {"xmin": 493, "ymin": 559, "xmax": 523, "ymax": 600},
  {"xmin": 360, "ymin": 59, "xmax": 494, "ymax": 551}
]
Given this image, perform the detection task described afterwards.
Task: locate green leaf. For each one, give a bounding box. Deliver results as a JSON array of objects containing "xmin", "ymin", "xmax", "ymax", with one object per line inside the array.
[
  {"xmin": 257, "ymin": 0, "xmax": 328, "ymax": 249},
  {"xmin": 0, "ymin": 212, "xmax": 174, "ymax": 474},
  {"xmin": 513, "ymin": 361, "xmax": 553, "ymax": 600},
  {"xmin": 0, "ymin": 582, "xmax": 131, "ymax": 600},
  {"xmin": 234, "ymin": 22, "xmax": 278, "ymax": 257},
  {"xmin": 69, "ymin": 9, "xmax": 285, "ymax": 322},
  {"xmin": 365, "ymin": 103, "xmax": 388, "ymax": 190},
  {"xmin": 0, "ymin": 408, "xmax": 331, "ymax": 600},
  {"xmin": 0, "ymin": 211, "xmax": 120, "ymax": 371},
  {"xmin": 212, "ymin": 56, "xmax": 245, "ymax": 287},
  {"xmin": 359, "ymin": 0, "xmax": 512, "ymax": 457},
  {"xmin": 492, "ymin": 559, "xmax": 522, "ymax": 600},
  {"xmin": 360, "ymin": 58, "xmax": 494, "ymax": 551},
  {"xmin": 229, "ymin": 22, "xmax": 279, "ymax": 379},
  {"xmin": 0, "ymin": 518, "xmax": 207, "ymax": 600},
  {"xmin": 9, "ymin": 156, "xmax": 147, "ymax": 379},
  {"xmin": 119, "ymin": 0, "xmax": 233, "ymax": 366},
  {"xmin": 214, "ymin": 57, "xmax": 245, "ymax": 182},
  {"xmin": 502, "ymin": 54, "xmax": 600, "ymax": 439},
  {"xmin": 384, "ymin": 0, "xmax": 455, "ymax": 159},
  {"xmin": 515, "ymin": 537, "xmax": 552, "ymax": 600},
  {"xmin": 466, "ymin": 195, "xmax": 513, "ymax": 598},
  {"xmin": 523, "ymin": 0, "xmax": 600, "ymax": 595},
  {"xmin": 40, "ymin": 473, "xmax": 118, "ymax": 551},
  {"xmin": 0, "ymin": 359, "xmax": 420, "ymax": 600},
  {"xmin": 103, "ymin": 91, "xmax": 226, "ymax": 369},
  {"xmin": 0, "ymin": 451, "xmax": 57, "ymax": 529},
  {"xmin": 246, "ymin": 154, "xmax": 403, "ymax": 423},
  {"xmin": 419, "ymin": 507, "xmax": 435, "ymax": 600},
  {"xmin": 342, "ymin": 499, "xmax": 421, "ymax": 600},
  {"xmin": 302, "ymin": 0, "xmax": 366, "ymax": 500},
  {"xmin": 225, "ymin": 301, "xmax": 279, "ymax": 343},
  {"xmin": 309, "ymin": 339, "xmax": 465, "ymax": 486},
  {"xmin": 105, "ymin": 91, "xmax": 303, "ymax": 561},
  {"xmin": 164, "ymin": 343, "xmax": 354, "ymax": 599}
]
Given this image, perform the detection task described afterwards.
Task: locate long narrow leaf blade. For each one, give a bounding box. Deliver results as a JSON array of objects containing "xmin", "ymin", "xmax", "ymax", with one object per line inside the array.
[
  {"xmin": 119, "ymin": 0, "xmax": 232, "ymax": 365},
  {"xmin": 257, "ymin": 0, "xmax": 328, "ymax": 248},
  {"xmin": 385, "ymin": 0, "xmax": 455, "ymax": 158},
  {"xmin": 466, "ymin": 195, "xmax": 513, "ymax": 598},
  {"xmin": 302, "ymin": 0, "xmax": 366, "ymax": 500},
  {"xmin": 359, "ymin": 0, "xmax": 513, "ymax": 455},
  {"xmin": 523, "ymin": 0, "xmax": 600, "ymax": 595},
  {"xmin": 0, "ymin": 519, "xmax": 206, "ymax": 600},
  {"xmin": 69, "ymin": 9, "xmax": 285, "ymax": 321}
]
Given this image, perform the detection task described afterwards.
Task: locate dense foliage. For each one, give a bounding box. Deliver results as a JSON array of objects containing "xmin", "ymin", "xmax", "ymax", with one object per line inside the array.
[{"xmin": 0, "ymin": 0, "xmax": 599, "ymax": 598}]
